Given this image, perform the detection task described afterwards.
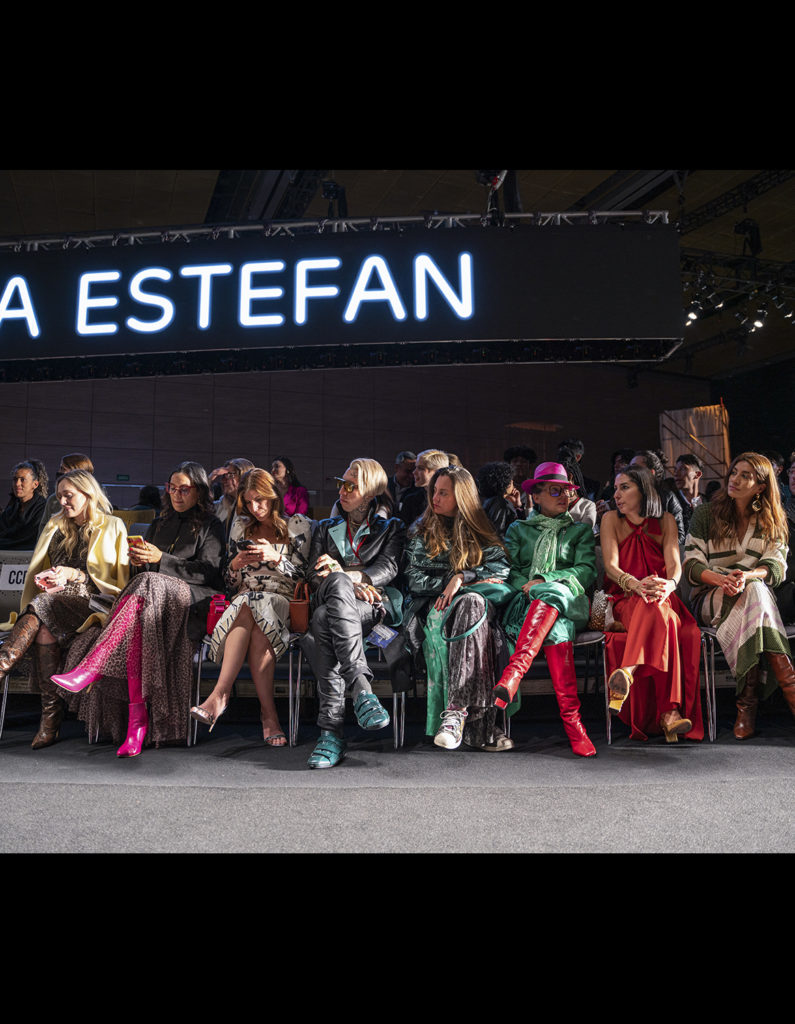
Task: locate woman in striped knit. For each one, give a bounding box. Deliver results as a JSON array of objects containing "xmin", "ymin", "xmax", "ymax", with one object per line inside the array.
[{"xmin": 683, "ymin": 452, "xmax": 795, "ymax": 740}]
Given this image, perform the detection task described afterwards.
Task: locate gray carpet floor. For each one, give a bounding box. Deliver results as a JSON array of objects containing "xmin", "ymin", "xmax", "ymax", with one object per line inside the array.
[{"xmin": 1, "ymin": 692, "xmax": 793, "ymax": 854}]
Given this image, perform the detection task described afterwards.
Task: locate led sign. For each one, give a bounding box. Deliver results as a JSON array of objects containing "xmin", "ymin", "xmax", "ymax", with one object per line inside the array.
[{"xmin": 0, "ymin": 225, "xmax": 682, "ymax": 362}]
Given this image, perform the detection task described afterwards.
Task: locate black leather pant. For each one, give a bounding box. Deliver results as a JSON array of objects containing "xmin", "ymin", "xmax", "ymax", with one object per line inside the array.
[{"xmin": 300, "ymin": 572, "xmax": 380, "ymax": 734}]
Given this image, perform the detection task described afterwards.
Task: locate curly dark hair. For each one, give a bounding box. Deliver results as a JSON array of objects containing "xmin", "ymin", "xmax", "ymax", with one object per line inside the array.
[{"xmin": 476, "ymin": 461, "xmax": 514, "ymax": 499}]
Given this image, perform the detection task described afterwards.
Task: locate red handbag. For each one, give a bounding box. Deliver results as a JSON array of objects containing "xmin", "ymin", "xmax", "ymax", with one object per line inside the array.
[{"xmin": 206, "ymin": 594, "xmax": 230, "ymax": 635}]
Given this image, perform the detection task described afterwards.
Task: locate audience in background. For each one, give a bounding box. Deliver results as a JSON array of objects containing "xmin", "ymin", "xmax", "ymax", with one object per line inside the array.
[
  {"xmin": 0, "ymin": 460, "xmax": 49, "ymax": 550},
  {"xmin": 399, "ymin": 448, "xmax": 450, "ymax": 526},
  {"xmin": 387, "ymin": 451, "xmax": 417, "ymax": 510},
  {"xmin": 476, "ymin": 461, "xmax": 526, "ymax": 539},
  {"xmin": 212, "ymin": 458, "xmax": 255, "ymax": 539},
  {"xmin": 271, "ymin": 456, "xmax": 310, "ymax": 516}
]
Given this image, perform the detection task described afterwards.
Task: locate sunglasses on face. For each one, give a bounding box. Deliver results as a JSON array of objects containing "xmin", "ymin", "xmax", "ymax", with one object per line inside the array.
[{"xmin": 334, "ymin": 477, "xmax": 358, "ymax": 494}]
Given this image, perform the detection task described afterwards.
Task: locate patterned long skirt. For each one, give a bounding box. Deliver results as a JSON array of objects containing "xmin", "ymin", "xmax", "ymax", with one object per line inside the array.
[
  {"xmin": 61, "ymin": 573, "xmax": 195, "ymax": 747},
  {"xmin": 423, "ymin": 591, "xmax": 504, "ymax": 747}
]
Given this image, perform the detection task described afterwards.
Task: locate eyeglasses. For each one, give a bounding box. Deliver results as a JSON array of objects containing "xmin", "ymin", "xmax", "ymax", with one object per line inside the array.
[
  {"xmin": 541, "ymin": 485, "xmax": 571, "ymax": 498},
  {"xmin": 166, "ymin": 484, "xmax": 195, "ymax": 496},
  {"xmin": 334, "ymin": 477, "xmax": 357, "ymax": 494}
]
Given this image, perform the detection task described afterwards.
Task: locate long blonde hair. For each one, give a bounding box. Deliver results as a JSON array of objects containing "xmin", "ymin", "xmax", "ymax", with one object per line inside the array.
[
  {"xmin": 236, "ymin": 468, "xmax": 288, "ymax": 541},
  {"xmin": 710, "ymin": 451, "xmax": 788, "ymax": 545},
  {"xmin": 415, "ymin": 465, "xmax": 503, "ymax": 572},
  {"xmin": 52, "ymin": 470, "xmax": 113, "ymax": 559}
]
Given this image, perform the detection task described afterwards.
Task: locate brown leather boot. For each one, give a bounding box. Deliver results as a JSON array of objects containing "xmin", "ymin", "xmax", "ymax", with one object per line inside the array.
[
  {"xmin": 0, "ymin": 613, "xmax": 40, "ymax": 675},
  {"xmin": 733, "ymin": 666, "xmax": 761, "ymax": 740},
  {"xmin": 31, "ymin": 642, "xmax": 65, "ymax": 750},
  {"xmin": 764, "ymin": 652, "xmax": 795, "ymax": 719}
]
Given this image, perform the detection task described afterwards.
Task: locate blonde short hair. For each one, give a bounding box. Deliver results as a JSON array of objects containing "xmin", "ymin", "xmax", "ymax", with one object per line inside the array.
[
  {"xmin": 347, "ymin": 458, "xmax": 388, "ymax": 501},
  {"xmin": 416, "ymin": 449, "xmax": 450, "ymax": 472}
]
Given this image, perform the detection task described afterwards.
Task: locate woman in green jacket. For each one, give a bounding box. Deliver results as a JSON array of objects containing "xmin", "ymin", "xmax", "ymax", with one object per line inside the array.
[
  {"xmin": 404, "ymin": 465, "xmax": 512, "ymax": 751},
  {"xmin": 493, "ymin": 462, "xmax": 598, "ymax": 757}
]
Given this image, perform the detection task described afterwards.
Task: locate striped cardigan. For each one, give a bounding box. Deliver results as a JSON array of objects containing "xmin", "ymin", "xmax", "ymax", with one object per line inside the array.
[{"xmin": 683, "ymin": 502, "xmax": 787, "ymax": 598}]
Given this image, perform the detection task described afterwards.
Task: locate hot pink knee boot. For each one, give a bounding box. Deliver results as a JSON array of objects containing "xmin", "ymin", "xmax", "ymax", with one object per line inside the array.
[{"xmin": 116, "ymin": 622, "xmax": 148, "ymax": 757}]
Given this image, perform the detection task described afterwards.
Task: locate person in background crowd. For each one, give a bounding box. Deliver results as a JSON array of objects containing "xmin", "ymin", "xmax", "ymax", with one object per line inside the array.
[
  {"xmin": 476, "ymin": 461, "xmax": 526, "ymax": 540},
  {"xmin": 301, "ymin": 458, "xmax": 405, "ymax": 769},
  {"xmin": 131, "ymin": 485, "xmax": 161, "ymax": 511},
  {"xmin": 192, "ymin": 468, "xmax": 311, "ymax": 745},
  {"xmin": 601, "ymin": 465, "xmax": 703, "ymax": 743},
  {"xmin": 387, "ymin": 451, "xmax": 416, "ymax": 510},
  {"xmin": 775, "ymin": 458, "xmax": 795, "ymax": 625},
  {"xmin": 51, "ymin": 461, "xmax": 226, "ymax": 757},
  {"xmin": 399, "ymin": 449, "xmax": 450, "ymax": 526},
  {"xmin": 271, "ymin": 456, "xmax": 310, "ymax": 516},
  {"xmin": 598, "ymin": 448, "xmax": 635, "ymax": 503},
  {"xmin": 558, "ymin": 439, "xmax": 600, "ymax": 500},
  {"xmin": 684, "ymin": 452, "xmax": 795, "ymax": 741},
  {"xmin": 212, "ymin": 458, "xmax": 254, "ymax": 539},
  {"xmin": 762, "ymin": 450, "xmax": 789, "ymax": 503},
  {"xmin": 38, "ymin": 454, "xmax": 94, "ymax": 536},
  {"xmin": 559, "ymin": 453, "xmax": 598, "ymax": 533},
  {"xmin": 0, "ymin": 470, "xmax": 129, "ymax": 749},
  {"xmin": 673, "ymin": 453, "xmax": 704, "ymax": 535},
  {"xmin": 404, "ymin": 465, "xmax": 513, "ymax": 751},
  {"xmin": 493, "ymin": 462, "xmax": 598, "ymax": 758},
  {"xmin": 504, "ymin": 445, "xmax": 536, "ymax": 513},
  {"xmin": 0, "ymin": 460, "xmax": 49, "ymax": 550},
  {"xmin": 629, "ymin": 450, "xmax": 686, "ymax": 545}
]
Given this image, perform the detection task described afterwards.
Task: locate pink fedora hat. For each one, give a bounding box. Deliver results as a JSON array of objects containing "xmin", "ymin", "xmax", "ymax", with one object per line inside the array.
[{"xmin": 521, "ymin": 461, "xmax": 580, "ymax": 493}]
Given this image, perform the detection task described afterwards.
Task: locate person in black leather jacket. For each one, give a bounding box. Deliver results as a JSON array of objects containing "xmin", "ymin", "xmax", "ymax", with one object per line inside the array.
[
  {"xmin": 476, "ymin": 461, "xmax": 526, "ymax": 540},
  {"xmin": 301, "ymin": 458, "xmax": 407, "ymax": 768}
]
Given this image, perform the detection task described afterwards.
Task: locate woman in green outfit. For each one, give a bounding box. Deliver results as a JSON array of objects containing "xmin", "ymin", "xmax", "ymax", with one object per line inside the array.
[
  {"xmin": 492, "ymin": 462, "xmax": 598, "ymax": 757},
  {"xmin": 683, "ymin": 451, "xmax": 795, "ymax": 740},
  {"xmin": 404, "ymin": 465, "xmax": 513, "ymax": 752}
]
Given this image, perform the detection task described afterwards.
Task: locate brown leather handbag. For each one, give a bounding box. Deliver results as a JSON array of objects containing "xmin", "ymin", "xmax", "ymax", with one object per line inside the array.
[{"xmin": 289, "ymin": 582, "xmax": 311, "ymax": 633}]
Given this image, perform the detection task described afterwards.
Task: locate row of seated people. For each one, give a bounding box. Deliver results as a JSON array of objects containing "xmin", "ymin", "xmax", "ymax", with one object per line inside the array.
[{"xmin": 0, "ymin": 449, "xmax": 793, "ymax": 770}]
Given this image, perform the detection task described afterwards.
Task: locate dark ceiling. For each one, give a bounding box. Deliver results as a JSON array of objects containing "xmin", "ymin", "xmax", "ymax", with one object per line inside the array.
[{"xmin": 1, "ymin": 168, "xmax": 793, "ymax": 381}]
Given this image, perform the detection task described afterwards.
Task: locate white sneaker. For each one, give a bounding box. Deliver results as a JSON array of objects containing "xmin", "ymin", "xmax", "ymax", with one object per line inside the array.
[{"xmin": 433, "ymin": 709, "xmax": 467, "ymax": 749}]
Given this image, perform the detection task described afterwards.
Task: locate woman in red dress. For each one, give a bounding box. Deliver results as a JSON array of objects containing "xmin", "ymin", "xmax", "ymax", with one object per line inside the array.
[{"xmin": 600, "ymin": 466, "xmax": 703, "ymax": 742}]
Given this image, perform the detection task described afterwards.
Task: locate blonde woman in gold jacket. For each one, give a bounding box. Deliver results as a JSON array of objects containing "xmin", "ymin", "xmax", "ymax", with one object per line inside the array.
[{"xmin": 0, "ymin": 470, "xmax": 129, "ymax": 748}]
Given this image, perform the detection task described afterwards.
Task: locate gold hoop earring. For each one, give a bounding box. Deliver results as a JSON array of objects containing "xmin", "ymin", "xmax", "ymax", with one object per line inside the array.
[{"xmin": 751, "ymin": 494, "xmax": 762, "ymax": 513}]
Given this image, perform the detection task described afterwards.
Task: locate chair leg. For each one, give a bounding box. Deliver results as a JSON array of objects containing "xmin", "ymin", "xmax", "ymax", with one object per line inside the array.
[{"xmin": 0, "ymin": 671, "xmax": 8, "ymax": 741}]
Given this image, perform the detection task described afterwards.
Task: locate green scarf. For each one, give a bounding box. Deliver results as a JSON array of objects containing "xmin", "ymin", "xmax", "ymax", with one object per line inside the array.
[{"xmin": 528, "ymin": 510, "xmax": 574, "ymax": 579}]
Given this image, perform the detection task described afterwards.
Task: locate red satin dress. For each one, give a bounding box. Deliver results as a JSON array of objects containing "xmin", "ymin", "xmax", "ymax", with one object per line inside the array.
[{"xmin": 605, "ymin": 518, "xmax": 704, "ymax": 741}]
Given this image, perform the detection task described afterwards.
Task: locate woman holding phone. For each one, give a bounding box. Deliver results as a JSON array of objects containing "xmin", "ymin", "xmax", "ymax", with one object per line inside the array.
[
  {"xmin": 0, "ymin": 470, "xmax": 129, "ymax": 748},
  {"xmin": 190, "ymin": 468, "xmax": 311, "ymax": 745}
]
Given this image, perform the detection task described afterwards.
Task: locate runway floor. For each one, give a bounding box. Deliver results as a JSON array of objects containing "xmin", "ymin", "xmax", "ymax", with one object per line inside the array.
[{"xmin": 1, "ymin": 689, "xmax": 793, "ymax": 854}]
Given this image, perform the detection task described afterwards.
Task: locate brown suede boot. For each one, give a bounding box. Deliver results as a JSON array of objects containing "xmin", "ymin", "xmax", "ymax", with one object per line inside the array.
[
  {"xmin": 31, "ymin": 642, "xmax": 65, "ymax": 750},
  {"xmin": 733, "ymin": 666, "xmax": 761, "ymax": 740},
  {"xmin": 0, "ymin": 613, "xmax": 40, "ymax": 676}
]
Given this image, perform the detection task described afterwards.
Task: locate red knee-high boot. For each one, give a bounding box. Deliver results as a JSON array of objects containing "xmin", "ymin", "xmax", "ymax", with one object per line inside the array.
[
  {"xmin": 116, "ymin": 618, "xmax": 148, "ymax": 758},
  {"xmin": 492, "ymin": 600, "xmax": 559, "ymax": 710},
  {"xmin": 545, "ymin": 641, "xmax": 596, "ymax": 757}
]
